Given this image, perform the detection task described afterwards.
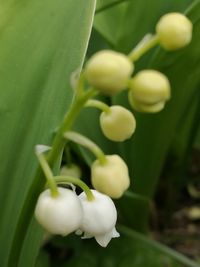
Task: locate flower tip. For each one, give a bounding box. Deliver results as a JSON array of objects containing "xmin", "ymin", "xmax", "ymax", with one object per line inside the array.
[{"xmin": 95, "ymin": 228, "xmax": 120, "ymax": 247}]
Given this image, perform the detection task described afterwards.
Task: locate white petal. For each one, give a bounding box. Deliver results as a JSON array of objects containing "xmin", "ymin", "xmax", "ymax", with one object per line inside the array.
[
  {"xmin": 112, "ymin": 227, "xmax": 120, "ymax": 238},
  {"xmin": 95, "ymin": 228, "xmax": 120, "ymax": 247}
]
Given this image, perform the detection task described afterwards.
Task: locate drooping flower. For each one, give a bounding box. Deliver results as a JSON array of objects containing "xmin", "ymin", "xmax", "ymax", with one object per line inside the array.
[
  {"xmin": 35, "ymin": 187, "xmax": 83, "ymax": 236},
  {"xmin": 78, "ymin": 190, "xmax": 120, "ymax": 247}
]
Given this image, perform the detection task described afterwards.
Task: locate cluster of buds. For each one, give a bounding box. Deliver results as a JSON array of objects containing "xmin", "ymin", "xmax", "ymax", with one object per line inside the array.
[
  {"xmin": 85, "ymin": 12, "xmax": 192, "ymax": 114},
  {"xmin": 34, "ymin": 12, "xmax": 193, "ymax": 248}
]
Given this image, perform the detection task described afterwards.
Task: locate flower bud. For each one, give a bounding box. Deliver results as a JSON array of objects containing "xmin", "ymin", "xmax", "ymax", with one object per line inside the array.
[
  {"xmin": 85, "ymin": 50, "xmax": 134, "ymax": 95},
  {"xmin": 100, "ymin": 105, "xmax": 136, "ymax": 142},
  {"xmin": 78, "ymin": 190, "xmax": 120, "ymax": 247},
  {"xmin": 91, "ymin": 155, "xmax": 130, "ymax": 198},
  {"xmin": 35, "ymin": 188, "xmax": 83, "ymax": 236},
  {"xmin": 60, "ymin": 164, "xmax": 81, "ymax": 179},
  {"xmin": 129, "ymin": 70, "xmax": 170, "ymax": 113},
  {"xmin": 156, "ymin": 13, "xmax": 192, "ymax": 50}
]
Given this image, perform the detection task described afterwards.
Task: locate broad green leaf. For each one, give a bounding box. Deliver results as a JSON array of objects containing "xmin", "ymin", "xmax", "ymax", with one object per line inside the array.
[
  {"xmin": 94, "ymin": 0, "xmax": 192, "ymax": 51},
  {"xmin": 120, "ymin": 0, "xmax": 200, "ymax": 196},
  {"xmin": 47, "ymin": 226, "xmax": 200, "ymax": 267},
  {"xmin": 0, "ymin": 1, "xmax": 96, "ymax": 266},
  {"xmin": 96, "ymin": 0, "xmax": 132, "ymax": 13},
  {"xmin": 77, "ymin": 0, "xmax": 200, "ymax": 232}
]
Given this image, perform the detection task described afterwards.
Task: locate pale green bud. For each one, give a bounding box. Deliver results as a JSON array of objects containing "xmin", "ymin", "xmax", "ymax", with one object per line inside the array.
[
  {"xmin": 91, "ymin": 155, "xmax": 130, "ymax": 199},
  {"xmin": 129, "ymin": 97, "xmax": 165, "ymax": 113},
  {"xmin": 85, "ymin": 50, "xmax": 134, "ymax": 95},
  {"xmin": 129, "ymin": 70, "xmax": 170, "ymax": 113},
  {"xmin": 60, "ymin": 164, "xmax": 81, "ymax": 179},
  {"xmin": 156, "ymin": 13, "xmax": 192, "ymax": 50},
  {"xmin": 100, "ymin": 105, "xmax": 136, "ymax": 142},
  {"xmin": 35, "ymin": 188, "xmax": 83, "ymax": 236}
]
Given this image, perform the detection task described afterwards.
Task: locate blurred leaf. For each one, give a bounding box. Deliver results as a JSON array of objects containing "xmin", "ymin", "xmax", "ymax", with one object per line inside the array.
[
  {"xmin": 0, "ymin": 0, "xmax": 96, "ymax": 266},
  {"xmin": 94, "ymin": 0, "xmax": 192, "ymax": 51},
  {"xmin": 96, "ymin": 0, "xmax": 132, "ymax": 13},
  {"xmin": 50, "ymin": 226, "xmax": 199, "ymax": 267},
  {"xmin": 77, "ymin": 0, "xmax": 200, "ymax": 232},
  {"xmin": 119, "ymin": 0, "xmax": 200, "ymax": 196},
  {"xmin": 35, "ymin": 250, "xmax": 49, "ymax": 267}
]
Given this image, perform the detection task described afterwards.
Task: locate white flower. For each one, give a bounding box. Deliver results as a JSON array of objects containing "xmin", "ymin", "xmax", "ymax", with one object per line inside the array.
[
  {"xmin": 100, "ymin": 105, "xmax": 136, "ymax": 142},
  {"xmin": 85, "ymin": 50, "xmax": 134, "ymax": 95},
  {"xmin": 35, "ymin": 187, "xmax": 83, "ymax": 236},
  {"xmin": 78, "ymin": 190, "xmax": 120, "ymax": 247},
  {"xmin": 91, "ymin": 155, "xmax": 130, "ymax": 198}
]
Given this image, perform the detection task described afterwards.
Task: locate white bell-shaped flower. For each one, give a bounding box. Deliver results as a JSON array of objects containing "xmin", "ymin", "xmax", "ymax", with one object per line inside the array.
[
  {"xmin": 35, "ymin": 187, "xmax": 83, "ymax": 236},
  {"xmin": 78, "ymin": 190, "xmax": 120, "ymax": 247},
  {"xmin": 100, "ymin": 105, "xmax": 136, "ymax": 142},
  {"xmin": 91, "ymin": 155, "xmax": 130, "ymax": 198}
]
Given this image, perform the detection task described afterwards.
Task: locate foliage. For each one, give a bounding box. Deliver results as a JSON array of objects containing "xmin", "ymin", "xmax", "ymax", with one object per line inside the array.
[{"xmin": 0, "ymin": 0, "xmax": 199, "ymax": 267}]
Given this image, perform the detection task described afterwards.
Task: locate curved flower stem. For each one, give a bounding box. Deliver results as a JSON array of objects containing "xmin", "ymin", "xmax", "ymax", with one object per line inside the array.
[
  {"xmin": 85, "ymin": 99, "xmax": 110, "ymax": 113},
  {"xmin": 36, "ymin": 152, "xmax": 59, "ymax": 197},
  {"xmin": 54, "ymin": 175, "xmax": 95, "ymax": 201},
  {"xmin": 129, "ymin": 34, "xmax": 159, "ymax": 61},
  {"xmin": 64, "ymin": 131, "xmax": 107, "ymax": 165},
  {"xmin": 47, "ymin": 88, "xmax": 97, "ymax": 166}
]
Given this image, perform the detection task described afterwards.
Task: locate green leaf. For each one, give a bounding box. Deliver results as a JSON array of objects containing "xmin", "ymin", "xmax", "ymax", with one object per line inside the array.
[
  {"xmin": 0, "ymin": 1, "xmax": 96, "ymax": 266},
  {"xmin": 94, "ymin": 0, "xmax": 192, "ymax": 51},
  {"xmin": 96, "ymin": 0, "xmax": 132, "ymax": 13},
  {"xmin": 77, "ymin": 0, "xmax": 200, "ymax": 232},
  {"xmin": 49, "ymin": 226, "xmax": 200, "ymax": 267}
]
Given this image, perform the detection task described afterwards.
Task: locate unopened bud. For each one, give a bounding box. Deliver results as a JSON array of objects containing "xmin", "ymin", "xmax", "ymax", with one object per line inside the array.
[
  {"xmin": 85, "ymin": 50, "xmax": 134, "ymax": 95},
  {"xmin": 100, "ymin": 105, "xmax": 136, "ymax": 142},
  {"xmin": 91, "ymin": 155, "xmax": 130, "ymax": 198},
  {"xmin": 60, "ymin": 164, "xmax": 81, "ymax": 179},
  {"xmin": 129, "ymin": 70, "xmax": 170, "ymax": 113},
  {"xmin": 156, "ymin": 13, "xmax": 192, "ymax": 50}
]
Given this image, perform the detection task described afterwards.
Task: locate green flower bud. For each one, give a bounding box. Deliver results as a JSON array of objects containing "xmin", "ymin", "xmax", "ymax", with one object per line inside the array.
[
  {"xmin": 100, "ymin": 105, "xmax": 136, "ymax": 142},
  {"xmin": 156, "ymin": 13, "xmax": 192, "ymax": 51},
  {"xmin": 129, "ymin": 70, "xmax": 170, "ymax": 113},
  {"xmin": 91, "ymin": 155, "xmax": 130, "ymax": 199},
  {"xmin": 85, "ymin": 50, "xmax": 134, "ymax": 95},
  {"xmin": 60, "ymin": 164, "xmax": 81, "ymax": 179},
  {"xmin": 129, "ymin": 97, "xmax": 165, "ymax": 113}
]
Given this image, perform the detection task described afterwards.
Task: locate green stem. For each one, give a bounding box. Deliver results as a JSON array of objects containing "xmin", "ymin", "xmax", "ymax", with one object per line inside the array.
[
  {"xmin": 36, "ymin": 152, "xmax": 59, "ymax": 197},
  {"xmin": 54, "ymin": 175, "xmax": 95, "ymax": 201},
  {"xmin": 47, "ymin": 88, "xmax": 97, "ymax": 166},
  {"xmin": 129, "ymin": 34, "xmax": 159, "ymax": 61},
  {"xmin": 64, "ymin": 131, "xmax": 107, "ymax": 165},
  {"xmin": 85, "ymin": 99, "xmax": 110, "ymax": 113}
]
